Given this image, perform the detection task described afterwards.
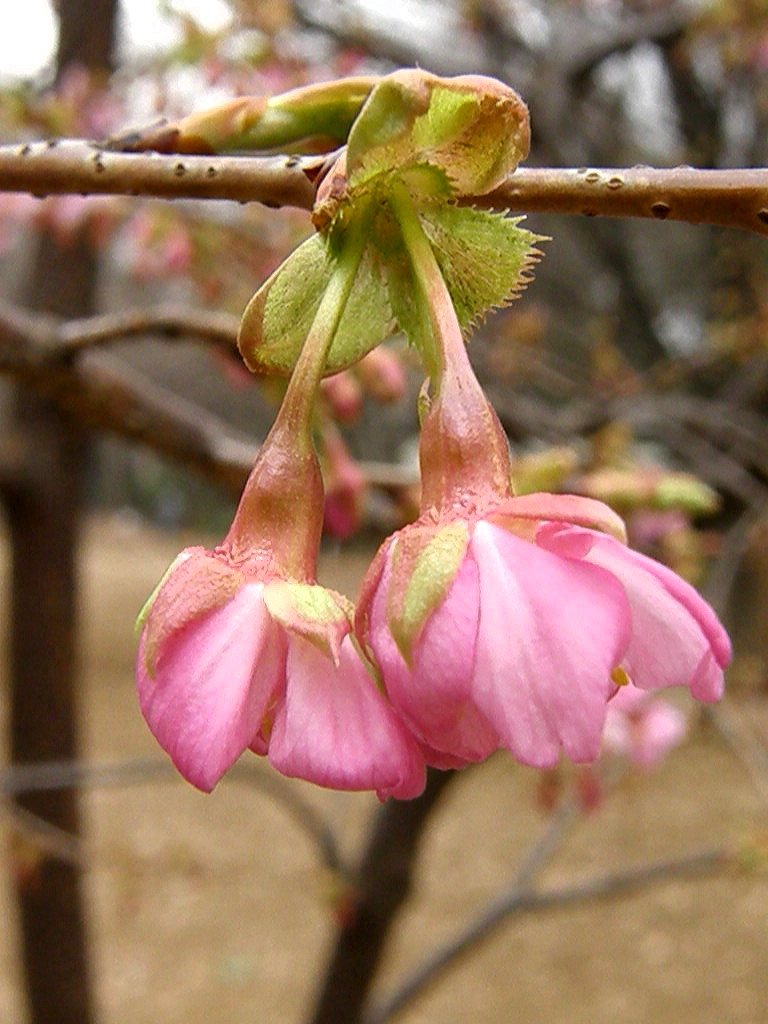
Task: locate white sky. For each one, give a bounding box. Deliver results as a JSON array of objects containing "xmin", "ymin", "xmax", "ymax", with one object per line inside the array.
[{"xmin": 0, "ymin": 0, "xmax": 233, "ymax": 79}]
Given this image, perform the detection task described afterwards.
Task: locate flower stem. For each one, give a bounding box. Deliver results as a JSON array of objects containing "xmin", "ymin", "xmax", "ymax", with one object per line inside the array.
[
  {"xmin": 224, "ymin": 201, "xmax": 375, "ymax": 577},
  {"xmin": 389, "ymin": 182, "xmax": 513, "ymax": 509},
  {"xmin": 388, "ymin": 182, "xmax": 466, "ymax": 388},
  {"xmin": 274, "ymin": 199, "xmax": 377, "ymax": 443}
]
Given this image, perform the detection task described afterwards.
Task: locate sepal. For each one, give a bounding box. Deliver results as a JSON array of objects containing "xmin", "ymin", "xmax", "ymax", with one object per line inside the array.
[
  {"xmin": 387, "ymin": 523, "xmax": 470, "ymax": 663},
  {"xmin": 263, "ymin": 581, "xmax": 353, "ymax": 663},
  {"xmin": 237, "ymin": 231, "xmax": 394, "ymax": 376}
]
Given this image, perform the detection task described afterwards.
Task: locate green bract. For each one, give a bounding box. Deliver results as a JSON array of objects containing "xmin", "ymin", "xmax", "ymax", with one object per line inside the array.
[
  {"xmin": 238, "ymin": 228, "xmax": 394, "ymax": 375},
  {"xmin": 345, "ymin": 70, "xmax": 530, "ymax": 197},
  {"xmin": 388, "ymin": 523, "xmax": 470, "ymax": 664},
  {"xmin": 238, "ymin": 69, "xmax": 543, "ymax": 378},
  {"xmin": 263, "ymin": 580, "xmax": 353, "ymax": 663}
]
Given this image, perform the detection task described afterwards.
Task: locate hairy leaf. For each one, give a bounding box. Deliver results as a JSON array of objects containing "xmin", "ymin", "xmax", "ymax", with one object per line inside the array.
[
  {"xmin": 420, "ymin": 206, "xmax": 545, "ymax": 332},
  {"xmin": 238, "ymin": 232, "xmax": 394, "ymax": 376}
]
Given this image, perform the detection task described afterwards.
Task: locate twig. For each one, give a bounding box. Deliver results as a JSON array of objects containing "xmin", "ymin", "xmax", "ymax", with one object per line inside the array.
[
  {"xmin": 308, "ymin": 769, "xmax": 455, "ymax": 1024},
  {"xmin": 2, "ymin": 142, "xmax": 768, "ymax": 235},
  {"xmin": 707, "ymin": 702, "xmax": 768, "ymax": 809},
  {"xmin": 365, "ymin": 844, "xmax": 728, "ymax": 1024},
  {"xmin": 0, "ymin": 140, "xmax": 319, "ymax": 209},
  {"xmin": 2, "ymin": 802, "xmax": 84, "ymax": 867},
  {"xmin": 55, "ymin": 305, "xmax": 242, "ymax": 357},
  {"xmin": 0, "ymin": 297, "xmax": 418, "ymax": 494},
  {"xmin": 0, "ymin": 756, "xmax": 345, "ymax": 875},
  {"xmin": 483, "ymin": 166, "xmax": 768, "ymax": 236},
  {"xmin": 364, "ymin": 787, "xmax": 584, "ymax": 1024},
  {"xmin": 0, "ymin": 297, "xmax": 258, "ymax": 495}
]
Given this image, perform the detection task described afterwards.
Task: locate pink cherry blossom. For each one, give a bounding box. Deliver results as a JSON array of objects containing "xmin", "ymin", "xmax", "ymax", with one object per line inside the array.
[
  {"xmin": 321, "ymin": 427, "xmax": 368, "ymax": 540},
  {"xmin": 358, "ymin": 495, "xmax": 730, "ymax": 772},
  {"xmin": 137, "ymin": 547, "xmax": 425, "ymax": 798},
  {"xmin": 602, "ymin": 685, "xmax": 688, "ymax": 768}
]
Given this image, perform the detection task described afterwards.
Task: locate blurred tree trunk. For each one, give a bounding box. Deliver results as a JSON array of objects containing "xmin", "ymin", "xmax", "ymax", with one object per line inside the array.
[
  {"xmin": 6, "ymin": 2, "xmax": 117, "ymax": 1023},
  {"xmin": 308, "ymin": 769, "xmax": 454, "ymax": 1024}
]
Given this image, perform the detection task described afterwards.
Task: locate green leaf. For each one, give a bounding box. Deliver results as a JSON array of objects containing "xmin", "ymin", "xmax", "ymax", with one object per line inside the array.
[
  {"xmin": 345, "ymin": 70, "xmax": 530, "ymax": 199},
  {"xmin": 238, "ymin": 231, "xmax": 395, "ymax": 376},
  {"xmin": 419, "ymin": 205, "xmax": 545, "ymax": 332}
]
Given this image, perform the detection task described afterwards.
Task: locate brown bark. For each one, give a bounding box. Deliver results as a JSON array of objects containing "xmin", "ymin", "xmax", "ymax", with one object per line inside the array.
[
  {"xmin": 6, "ymin": 1, "xmax": 118, "ymax": 1021},
  {"xmin": 308, "ymin": 769, "xmax": 454, "ymax": 1024}
]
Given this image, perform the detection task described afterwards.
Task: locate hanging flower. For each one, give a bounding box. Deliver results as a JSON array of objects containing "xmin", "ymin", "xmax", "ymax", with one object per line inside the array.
[
  {"xmin": 358, "ymin": 493, "xmax": 728, "ymax": 771},
  {"xmin": 137, "ymin": 546, "xmax": 424, "ymax": 797},
  {"xmin": 136, "ymin": 193, "xmax": 427, "ymax": 799},
  {"xmin": 356, "ymin": 170, "xmax": 730, "ymax": 774}
]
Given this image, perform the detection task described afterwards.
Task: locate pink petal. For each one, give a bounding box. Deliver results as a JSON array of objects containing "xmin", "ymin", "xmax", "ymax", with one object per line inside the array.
[
  {"xmin": 267, "ymin": 635, "xmax": 426, "ymax": 799},
  {"xmin": 137, "ymin": 583, "xmax": 285, "ymax": 791},
  {"xmin": 499, "ymin": 492, "xmax": 627, "ymax": 541},
  {"xmin": 603, "ymin": 686, "xmax": 688, "ymax": 767},
  {"xmin": 632, "ymin": 699, "xmax": 688, "ymax": 766},
  {"xmin": 470, "ymin": 521, "xmax": 632, "ymax": 768},
  {"xmin": 367, "ymin": 550, "xmax": 498, "ymax": 764},
  {"xmin": 581, "ymin": 534, "xmax": 729, "ymax": 701}
]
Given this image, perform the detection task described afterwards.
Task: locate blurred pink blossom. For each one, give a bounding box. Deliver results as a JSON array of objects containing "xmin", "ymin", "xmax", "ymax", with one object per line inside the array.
[
  {"xmin": 322, "ymin": 429, "xmax": 368, "ymax": 540},
  {"xmin": 602, "ymin": 684, "xmax": 688, "ymax": 767},
  {"xmin": 355, "ymin": 346, "xmax": 408, "ymax": 403},
  {"xmin": 319, "ymin": 370, "xmax": 363, "ymax": 422}
]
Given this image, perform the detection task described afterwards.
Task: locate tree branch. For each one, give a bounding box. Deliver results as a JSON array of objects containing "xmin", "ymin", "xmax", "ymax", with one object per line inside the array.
[
  {"xmin": 0, "ymin": 297, "xmax": 257, "ymax": 496},
  {"xmin": 365, "ymin": 846, "xmax": 728, "ymax": 1024},
  {"xmin": 0, "ymin": 299, "xmax": 419, "ymax": 495},
  {"xmin": 0, "ymin": 140, "xmax": 319, "ymax": 209},
  {"xmin": 1, "ymin": 142, "xmax": 768, "ymax": 235},
  {"xmin": 481, "ymin": 166, "xmax": 768, "ymax": 237},
  {"xmin": 54, "ymin": 305, "xmax": 241, "ymax": 357}
]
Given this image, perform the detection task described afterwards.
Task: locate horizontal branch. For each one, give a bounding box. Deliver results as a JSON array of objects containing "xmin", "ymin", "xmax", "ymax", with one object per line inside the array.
[
  {"xmin": 1, "ymin": 141, "xmax": 768, "ymax": 235},
  {"xmin": 55, "ymin": 305, "xmax": 242, "ymax": 357},
  {"xmin": 0, "ymin": 756, "xmax": 345, "ymax": 875},
  {"xmin": 0, "ymin": 139, "xmax": 319, "ymax": 208},
  {"xmin": 483, "ymin": 166, "xmax": 768, "ymax": 236},
  {"xmin": 0, "ymin": 297, "xmax": 257, "ymax": 496},
  {"xmin": 0, "ymin": 299, "xmax": 417, "ymax": 495}
]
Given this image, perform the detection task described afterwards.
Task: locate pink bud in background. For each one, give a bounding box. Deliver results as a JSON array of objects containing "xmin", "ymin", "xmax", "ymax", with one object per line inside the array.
[
  {"xmin": 321, "ymin": 428, "xmax": 368, "ymax": 540},
  {"xmin": 319, "ymin": 370, "xmax": 363, "ymax": 423},
  {"xmin": 355, "ymin": 346, "xmax": 408, "ymax": 403},
  {"xmin": 602, "ymin": 684, "xmax": 688, "ymax": 768}
]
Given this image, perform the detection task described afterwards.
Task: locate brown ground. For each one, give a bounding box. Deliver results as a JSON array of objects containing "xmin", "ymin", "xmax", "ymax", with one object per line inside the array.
[{"xmin": 1, "ymin": 516, "xmax": 767, "ymax": 1024}]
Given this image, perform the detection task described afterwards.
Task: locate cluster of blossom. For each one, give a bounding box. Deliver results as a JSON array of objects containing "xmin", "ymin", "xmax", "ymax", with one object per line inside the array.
[{"xmin": 136, "ymin": 71, "xmax": 730, "ymax": 800}]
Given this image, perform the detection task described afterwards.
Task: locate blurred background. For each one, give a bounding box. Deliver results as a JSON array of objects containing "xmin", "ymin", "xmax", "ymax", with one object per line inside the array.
[{"xmin": 0, "ymin": 2, "xmax": 767, "ymax": 1023}]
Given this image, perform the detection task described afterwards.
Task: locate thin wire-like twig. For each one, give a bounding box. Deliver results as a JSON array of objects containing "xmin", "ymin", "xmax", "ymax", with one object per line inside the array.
[
  {"xmin": 365, "ymin": 841, "xmax": 728, "ymax": 1024},
  {"xmin": 0, "ymin": 756, "xmax": 346, "ymax": 874},
  {"xmin": 55, "ymin": 305, "xmax": 242, "ymax": 357},
  {"xmin": 3, "ymin": 803, "xmax": 84, "ymax": 866}
]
